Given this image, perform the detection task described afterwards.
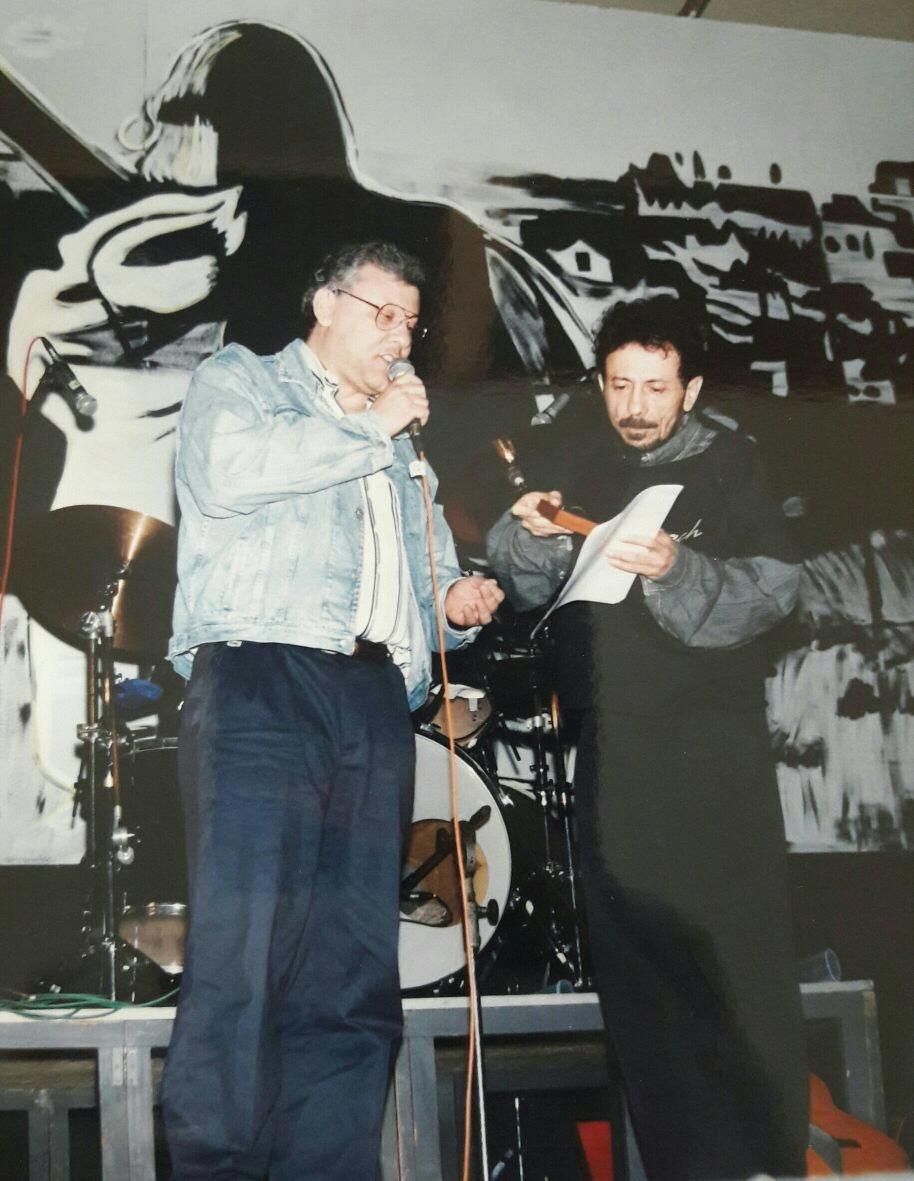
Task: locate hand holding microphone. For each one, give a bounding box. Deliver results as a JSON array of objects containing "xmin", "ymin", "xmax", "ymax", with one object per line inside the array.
[{"xmin": 369, "ymin": 359, "xmax": 428, "ymax": 451}]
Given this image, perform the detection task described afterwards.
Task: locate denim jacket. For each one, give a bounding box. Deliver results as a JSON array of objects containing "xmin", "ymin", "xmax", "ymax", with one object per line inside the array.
[{"xmin": 169, "ymin": 340, "xmax": 475, "ymax": 708}]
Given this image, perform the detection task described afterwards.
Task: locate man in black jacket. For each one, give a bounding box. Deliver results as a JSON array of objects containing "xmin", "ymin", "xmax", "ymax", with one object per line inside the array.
[{"xmin": 487, "ymin": 296, "xmax": 809, "ymax": 1180}]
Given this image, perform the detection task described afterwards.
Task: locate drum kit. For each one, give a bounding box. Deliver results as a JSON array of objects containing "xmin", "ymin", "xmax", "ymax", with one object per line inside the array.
[{"xmin": 14, "ymin": 501, "xmax": 590, "ymax": 1002}]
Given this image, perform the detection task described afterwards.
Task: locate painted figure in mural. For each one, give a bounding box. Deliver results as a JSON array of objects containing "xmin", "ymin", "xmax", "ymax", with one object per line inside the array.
[
  {"xmin": 159, "ymin": 241, "xmax": 503, "ymax": 1179},
  {"xmin": 486, "ymin": 296, "xmax": 809, "ymax": 1180},
  {"xmin": 0, "ymin": 19, "xmax": 578, "ymax": 855},
  {"xmin": 9, "ymin": 20, "xmax": 582, "ymax": 396}
]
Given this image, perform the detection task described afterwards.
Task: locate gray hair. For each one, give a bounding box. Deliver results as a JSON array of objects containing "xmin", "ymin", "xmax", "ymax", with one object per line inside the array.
[{"xmin": 301, "ymin": 241, "xmax": 426, "ymax": 334}]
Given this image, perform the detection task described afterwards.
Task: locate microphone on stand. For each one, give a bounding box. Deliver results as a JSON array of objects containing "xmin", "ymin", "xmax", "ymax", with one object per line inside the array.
[
  {"xmin": 530, "ymin": 391, "xmax": 570, "ymax": 427},
  {"xmin": 387, "ymin": 358, "xmax": 423, "ymax": 458},
  {"xmin": 36, "ymin": 338, "xmax": 98, "ymax": 419},
  {"xmin": 492, "ymin": 438, "xmax": 527, "ymax": 492}
]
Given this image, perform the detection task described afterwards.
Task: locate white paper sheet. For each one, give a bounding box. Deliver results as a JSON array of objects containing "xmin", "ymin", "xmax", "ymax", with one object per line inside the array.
[{"xmin": 533, "ymin": 484, "xmax": 682, "ymax": 633}]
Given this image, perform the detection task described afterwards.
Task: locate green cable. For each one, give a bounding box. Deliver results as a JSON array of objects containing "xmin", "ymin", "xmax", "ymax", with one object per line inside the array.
[{"xmin": 0, "ymin": 988, "xmax": 179, "ymax": 1018}]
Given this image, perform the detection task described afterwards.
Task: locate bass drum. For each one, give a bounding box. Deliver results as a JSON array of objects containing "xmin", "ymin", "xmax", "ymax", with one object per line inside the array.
[
  {"xmin": 119, "ymin": 733, "xmax": 514, "ymax": 993},
  {"xmin": 399, "ymin": 733, "xmax": 512, "ymax": 993}
]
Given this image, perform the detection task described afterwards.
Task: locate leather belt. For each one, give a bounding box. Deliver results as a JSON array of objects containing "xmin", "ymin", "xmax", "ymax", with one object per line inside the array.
[{"xmin": 351, "ymin": 639, "xmax": 390, "ymax": 663}]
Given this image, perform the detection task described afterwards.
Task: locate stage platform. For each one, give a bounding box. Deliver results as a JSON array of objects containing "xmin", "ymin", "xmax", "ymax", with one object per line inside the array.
[{"xmin": 0, "ymin": 982, "xmax": 887, "ymax": 1180}]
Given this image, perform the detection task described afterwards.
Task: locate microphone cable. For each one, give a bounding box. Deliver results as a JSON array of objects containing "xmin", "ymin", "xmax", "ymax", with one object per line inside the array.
[
  {"xmin": 0, "ymin": 336, "xmax": 42, "ymax": 633},
  {"xmin": 412, "ymin": 430, "xmax": 490, "ymax": 1181}
]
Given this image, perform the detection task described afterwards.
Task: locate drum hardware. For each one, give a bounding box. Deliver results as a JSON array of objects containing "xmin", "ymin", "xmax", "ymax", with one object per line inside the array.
[
  {"xmin": 526, "ymin": 647, "xmax": 562, "ymax": 865},
  {"xmin": 400, "ymin": 734, "xmax": 512, "ymax": 993},
  {"xmin": 416, "ymin": 606, "xmax": 591, "ymax": 997},
  {"xmin": 77, "ymin": 603, "xmax": 130, "ymax": 998},
  {"xmin": 419, "ymin": 681, "xmax": 494, "ymax": 749},
  {"xmin": 15, "ymin": 506, "xmax": 179, "ymax": 1001},
  {"xmin": 118, "ymin": 903, "xmax": 187, "ymax": 977},
  {"xmin": 400, "ymin": 804, "xmax": 499, "ymax": 934},
  {"xmin": 474, "ymin": 627, "xmax": 590, "ymax": 992},
  {"xmin": 548, "ymin": 690, "xmax": 586, "ymax": 989},
  {"xmin": 399, "ymin": 891, "xmax": 451, "ymax": 928},
  {"xmin": 479, "ymin": 888, "xmax": 571, "ymax": 992},
  {"xmin": 403, "ymin": 730, "xmax": 591, "ymax": 997},
  {"xmin": 486, "ymin": 643, "xmax": 560, "ymax": 860},
  {"xmin": 117, "ymin": 737, "xmax": 188, "ymax": 977}
]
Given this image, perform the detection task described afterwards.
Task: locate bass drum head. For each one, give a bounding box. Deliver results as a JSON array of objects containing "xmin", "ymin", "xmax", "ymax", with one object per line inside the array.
[{"xmin": 399, "ymin": 734, "xmax": 511, "ymax": 993}]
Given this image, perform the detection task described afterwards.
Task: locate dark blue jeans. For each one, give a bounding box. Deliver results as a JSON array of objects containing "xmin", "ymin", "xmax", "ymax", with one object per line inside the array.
[{"xmin": 160, "ymin": 642, "xmax": 416, "ymax": 1180}]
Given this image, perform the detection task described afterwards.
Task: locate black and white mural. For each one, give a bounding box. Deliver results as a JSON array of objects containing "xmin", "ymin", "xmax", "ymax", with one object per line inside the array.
[{"xmin": 0, "ymin": 1, "xmax": 912, "ymax": 858}]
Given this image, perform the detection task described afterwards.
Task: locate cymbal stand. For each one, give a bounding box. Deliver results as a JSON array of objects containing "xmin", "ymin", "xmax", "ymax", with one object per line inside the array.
[
  {"xmin": 76, "ymin": 590, "xmax": 135, "ymax": 999},
  {"xmin": 525, "ymin": 649, "xmax": 555, "ymax": 863},
  {"xmin": 548, "ymin": 692, "xmax": 585, "ymax": 988}
]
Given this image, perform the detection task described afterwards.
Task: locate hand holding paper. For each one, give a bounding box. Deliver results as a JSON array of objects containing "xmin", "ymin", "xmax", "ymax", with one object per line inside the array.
[
  {"xmin": 535, "ymin": 484, "xmax": 682, "ymax": 628},
  {"xmin": 606, "ymin": 526, "xmax": 679, "ymax": 581}
]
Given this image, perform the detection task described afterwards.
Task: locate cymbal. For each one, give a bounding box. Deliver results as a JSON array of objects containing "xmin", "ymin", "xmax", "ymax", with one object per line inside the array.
[{"xmin": 14, "ymin": 505, "xmax": 177, "ymax": 656}]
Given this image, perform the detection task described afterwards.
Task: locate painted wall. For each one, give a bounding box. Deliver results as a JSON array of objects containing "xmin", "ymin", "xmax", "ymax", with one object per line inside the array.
[{"xmin": 1, "ymin": 0, "xmax": 912, "ymax": 861}]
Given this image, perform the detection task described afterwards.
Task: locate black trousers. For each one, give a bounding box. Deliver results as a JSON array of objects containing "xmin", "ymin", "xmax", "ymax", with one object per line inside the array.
[
  {"xmin": 160, "ymin": 642, "xmax": 416, "ymax": 1181},
  {"xmin": 574, "ymin": 707, "xmax": 809, "ymax": 1181}
]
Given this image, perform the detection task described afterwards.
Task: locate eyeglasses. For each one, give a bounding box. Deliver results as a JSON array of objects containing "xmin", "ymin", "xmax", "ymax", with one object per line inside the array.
[{"xmin": 332, "ymin": 288, "xmax": 427, "ymax": 340}]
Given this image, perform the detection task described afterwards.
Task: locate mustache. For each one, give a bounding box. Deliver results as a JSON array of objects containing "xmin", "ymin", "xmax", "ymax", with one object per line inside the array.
[{"xmin": 618, "ymin": 417, "xmax": 657, "ymax": 430}]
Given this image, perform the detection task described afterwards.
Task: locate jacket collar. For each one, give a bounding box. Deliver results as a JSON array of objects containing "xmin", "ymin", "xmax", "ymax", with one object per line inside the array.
[
  {"xmin": 273, "ymin": 339, "xmax": 341, "ymax": 416},
  {"xmin": 276, "ymin": 338, "xmax": 329, "ymax": 387},
  {"xmin": 609, "ymin": 411, "xmax": 717, "ymax": 467}
]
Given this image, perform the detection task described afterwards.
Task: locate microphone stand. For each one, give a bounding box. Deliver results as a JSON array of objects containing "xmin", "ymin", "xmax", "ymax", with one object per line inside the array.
[
  {"xmin": 407, "ymin": 809, "xmax": 498, "ymax": 1177},
  {"xmin": 73, "ymin": 577, "xmax": 137, "ymax": 999},
  {"xmin": 409, "ymin": 409, "xmax": 496, "ymax": 1177},
  {"xmin": 460, "ymin": 817, "xmax": 495, "ymax": 1180}
]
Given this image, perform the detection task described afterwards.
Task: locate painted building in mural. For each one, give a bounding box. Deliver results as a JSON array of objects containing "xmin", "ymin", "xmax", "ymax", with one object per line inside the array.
[{"xmin": 0, "ymin": 3, "xmax": 912, "ymax": 859}]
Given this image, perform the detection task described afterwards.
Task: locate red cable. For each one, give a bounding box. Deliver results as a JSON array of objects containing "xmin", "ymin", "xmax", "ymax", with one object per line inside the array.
[
  {"xmin": 415, "ymin": 444, "xmax": 481, "ymax": 1181},
  {"xmin": 0, "ymin": 337, "xmax": 41, "ymax": 633}
]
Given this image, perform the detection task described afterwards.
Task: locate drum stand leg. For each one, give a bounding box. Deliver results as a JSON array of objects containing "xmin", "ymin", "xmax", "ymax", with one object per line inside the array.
[
  {"xmin": 525, "ymin": 658, "xmax": 588, "ymax": 990},
  {"xmin": 500, "ymin": 680, "xmax": 595, "ymax": 992},
  {"xmin": 552, "ymin": 723, "xmax": 586, "ymax": 990},
  {"xmin": 527, "ymin": 667, "xmax": 555, "ymax": 865}
]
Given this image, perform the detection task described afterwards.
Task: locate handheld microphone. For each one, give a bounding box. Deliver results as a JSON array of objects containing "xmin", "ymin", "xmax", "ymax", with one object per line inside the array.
[
  {"xmin": 387, "ymin": 358, "xmax": 423, "ymax": 456},
  {"xmin": 38, "ymin": 337, "xmax": 98, "ymax": 419}
]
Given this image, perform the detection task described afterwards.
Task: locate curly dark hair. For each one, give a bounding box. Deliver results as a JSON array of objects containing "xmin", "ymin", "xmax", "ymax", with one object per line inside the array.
[{"xmin": 593, "ymin": 296, "xmax": 707, "ymax": 384}]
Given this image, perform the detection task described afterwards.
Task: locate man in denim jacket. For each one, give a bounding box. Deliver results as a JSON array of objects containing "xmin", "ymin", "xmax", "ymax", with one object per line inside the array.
[
  {"xmin": 487, "ymin": 297, "xmax": 808, "ymax": 1181},
  {"xmin": 162, "ymin": 241, "xmax": 502, "ymax": 1180}
]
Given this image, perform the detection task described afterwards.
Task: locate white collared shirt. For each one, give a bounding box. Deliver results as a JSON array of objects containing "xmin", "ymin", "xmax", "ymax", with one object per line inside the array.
[{"xmin": 297, "ymin": 341, "xmax": 414, "ymax": 659}]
